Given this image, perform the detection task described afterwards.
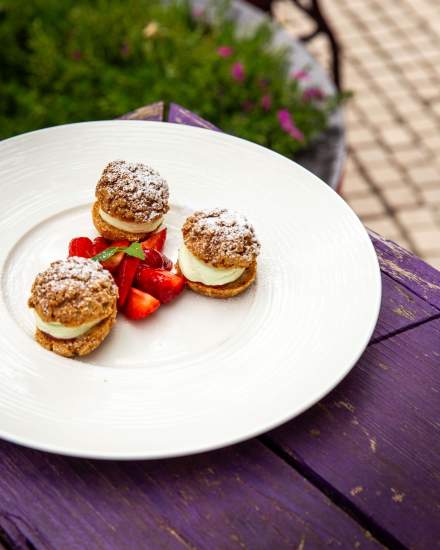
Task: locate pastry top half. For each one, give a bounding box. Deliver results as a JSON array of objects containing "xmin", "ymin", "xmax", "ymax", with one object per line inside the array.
[
  {"xmin": 182, "ymin": 208, "xmax": 260, "ymax": 269},
  {"xmin": 28, "ymin": 257, "xmax": 118, "ymax": 327},
  {"xmin": 95, "ymin": 160, "xmax": 169, "ymax": 224}
]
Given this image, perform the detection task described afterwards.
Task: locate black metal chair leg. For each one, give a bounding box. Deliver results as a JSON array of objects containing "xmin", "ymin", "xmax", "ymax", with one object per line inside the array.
[{"xmin": 245, "ymin": 0, "xmax": 342, "ymax": 90}]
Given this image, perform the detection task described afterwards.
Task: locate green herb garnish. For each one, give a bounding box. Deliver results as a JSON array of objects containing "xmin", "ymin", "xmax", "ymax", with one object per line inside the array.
[
  {"xmin": 124, "ymin": 242, "xmax": 145, "ymax": 259},
  {"xmin": 92, "ymin": 242, "xmax": 145, "ymax": 262}
]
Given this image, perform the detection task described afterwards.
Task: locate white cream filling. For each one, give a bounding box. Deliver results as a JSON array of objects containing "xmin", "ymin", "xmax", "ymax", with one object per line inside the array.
[
  {"xmin": 34, "ymin": 310, "xmax": 104, "ymax": 340},
  {"xmin": 178, "ymin": 243, "xmax": 245, "ymax": 286},
  {"xmin": 99, "ymin": 208, "xmax": 163, "ymax": 233}
]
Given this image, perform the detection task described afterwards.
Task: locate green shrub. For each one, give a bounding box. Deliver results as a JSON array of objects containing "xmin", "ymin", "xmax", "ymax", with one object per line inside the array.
[{"xmin": 0, "ymin": 0, "xmax": 347, "ymax": 156}]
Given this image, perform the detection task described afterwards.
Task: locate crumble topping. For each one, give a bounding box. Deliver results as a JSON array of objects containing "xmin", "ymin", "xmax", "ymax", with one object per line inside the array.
[
  {"xmin": 182, "ymin": 208, "xmax": 260, "ymax": 268},
  {"xmin": 28, "ymin": 257, "xmax": 118, "ymax": 326},
  {"xmin": 96, "ymin": 160, "xmax": 169, "ymax": 223}
]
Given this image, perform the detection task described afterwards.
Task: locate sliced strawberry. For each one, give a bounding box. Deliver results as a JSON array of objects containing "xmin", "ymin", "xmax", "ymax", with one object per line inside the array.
[
  {"xmin": 124, "ymin": 288, "xmax": 160, "ymax": 320},
  {"xmin": 135, "ymin": 266, "xmax": 186, "ymax": 304},
  {"xmin": 100, "ymin": 239, "xmax": 130, "ymax": 273},
  {"xmin": 142, "ymin": 248, "xmax": 164, "ymax": 269},
  {"xmin": 116, "ymin": 256, "xmax": 140, "ymax": 307},
  {"xmin": 142, "ymin": 248, "xmax": 173, "ymax": 271},
  {"xmin": 68, "ymin": 237, "xmax": 94, "ymax": 258},
  {"xmin": 92, "ymin": 236, "xmax": 110, "ymax": 256},
  {"xmin": 141, "ymin": 228, "xmax": 167, "ymax": 252}
]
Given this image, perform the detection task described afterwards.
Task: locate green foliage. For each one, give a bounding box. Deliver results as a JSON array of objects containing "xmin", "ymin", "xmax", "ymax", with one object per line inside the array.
[{"xmin": 0, "ymin": 0, "xmax": 347, "ymax": 156}]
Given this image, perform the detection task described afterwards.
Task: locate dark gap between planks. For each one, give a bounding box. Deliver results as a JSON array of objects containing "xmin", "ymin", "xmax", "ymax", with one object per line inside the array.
[
  {"xmin": 370, "ymin": 312, "xmax": 440, "ymax": 345},
  {"xmin": 259, "ymin": 436, "xmax": 405, "ymax": 549},
  {"xmin": 0, "ymin": 526, "xmax": 33, "ymax": 550}
]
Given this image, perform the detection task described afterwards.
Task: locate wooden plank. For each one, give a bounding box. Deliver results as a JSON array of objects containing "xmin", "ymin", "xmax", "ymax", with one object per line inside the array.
[
  {"xmin": 266, "ymin": 318, "xmax": 440, "ymax": 549},
  {"xmin": 168, "ymin": 103, "xmax": 220, "ymax": 131},
  {"xmin": 370, "ymin": 230, "xmax": 440, "ymax": 311},
  {"xmin": 0, "ymin": 440, "xmax": 382, "ymax": 549},
  {"xmin": 118, "ymin": 101, "xmax": 164, "ymax": 121},
  {"xmin": 371, "ymin": 271, "xmax": 438, "ymax": 342},
  {"xmin": 0, "ymin": 516, "xmax": 38, "ymax": 550}
]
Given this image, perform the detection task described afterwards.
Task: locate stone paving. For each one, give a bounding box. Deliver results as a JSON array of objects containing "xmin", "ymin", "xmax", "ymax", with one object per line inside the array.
[{"xmin": 274, "ymin": 0, "xmax": 440, "ymax": 267}]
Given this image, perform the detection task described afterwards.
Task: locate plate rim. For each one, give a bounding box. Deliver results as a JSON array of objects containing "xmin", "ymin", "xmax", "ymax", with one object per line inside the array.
[{"xmin": 0, "ymin": 120, "xmax": 382, "ymax": 459}]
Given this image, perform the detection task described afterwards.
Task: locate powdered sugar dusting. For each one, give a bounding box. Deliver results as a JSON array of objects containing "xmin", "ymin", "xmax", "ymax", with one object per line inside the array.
[
  {"xmin": 96, "ymin": 160, "xmax": 169, "ymax": 223},
  {"xmin": 29, "ymin": 257, "xmax": 118, "ymax": 324},
  {"xmin": 40, "ymin": 257, "xmax": 114, "ymax": 293},
  {"xmin": 182, "ymin": 208, "xmax": 260, "ymax": 268},
  {"xmin": 198, "ymin": 209, "xmax": 252, "ymax": 242}
]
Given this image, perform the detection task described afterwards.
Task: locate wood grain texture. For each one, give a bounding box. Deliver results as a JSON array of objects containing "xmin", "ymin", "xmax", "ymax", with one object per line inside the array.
[
  {"xmin": 267, "ymin": 319, "xmax": 440, "ymax": 549},
  {"xmin": 370, "ymin": 230, "xmax": 440, "ymax": 311},
  {"xmin": 168, "ymin": 103, "xmax": 220, "ymax": 131},
  {"xmin": 0, "ymin": 440, "xmax": 381, "ymax": 549},
  {"xmin": 117, "ymin": 101, "xmax": 164, "ymax": 121},
  {"xmin": 371, "ymin": 271, "xmax": 438, "ymax": 342},
  {"xmin": 0, "ymin": 512, "xmax": 46, "ymax": 550}
]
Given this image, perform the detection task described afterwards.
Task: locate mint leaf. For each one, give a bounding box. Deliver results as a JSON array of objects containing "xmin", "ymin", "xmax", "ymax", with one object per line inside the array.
[
  {"xmin": 124, "ymin": 242, "xmax": 145, "ymax": 260},
  {"xmin": 92, "ymin": 242, "xmax": 145, "ymax": 263},
  {"xmin": 92, "ymin": 246, "xmax": 121, "ymax": 262}
]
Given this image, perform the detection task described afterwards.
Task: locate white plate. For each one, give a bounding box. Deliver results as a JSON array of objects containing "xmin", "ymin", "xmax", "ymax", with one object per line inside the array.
[{"xmin": 0, "ymin": 121, "xmax": 381, "ymax": 459}]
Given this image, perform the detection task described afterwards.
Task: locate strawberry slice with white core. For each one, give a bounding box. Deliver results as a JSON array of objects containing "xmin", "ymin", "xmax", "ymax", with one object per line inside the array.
[
  {"xmin": 136, "ymin": 266, "xmax": 186, "ymax": 304},
  {"xmin": 124, "ymin": 288, "xmax": 160, "ymax": 320}
]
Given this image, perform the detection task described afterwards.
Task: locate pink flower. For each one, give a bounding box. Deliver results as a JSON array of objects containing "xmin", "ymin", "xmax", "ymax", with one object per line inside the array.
[
  {"xmin": 277, "ymin": 109, "xmax": 304, "ymax": 142},
  {"xmin": 291, "ymin": 69, "xmax": 309, "ymax": 80},
  {"xmin": 231, "ymin": 62, "xmax": 245, "ymax": 82},
  {"xmin": 303, "ymin": 87, "xmax": 325, "ymax": 101},
  {"xmin": 261, "ymin": 94, "xmax": 272, "ymax": 111},
  {"xmin": 192, "ymin": 6, "xmax": 204, "ymax": 18},
  {"xmin": 72, "ymin": 50, "xmax": 82, "ymax": 61},
  {"xmin": 217, "ymin": 45, "xmax": 234, "ymax": 58}
]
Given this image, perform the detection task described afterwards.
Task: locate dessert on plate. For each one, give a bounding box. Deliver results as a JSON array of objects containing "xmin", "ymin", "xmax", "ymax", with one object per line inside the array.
[
  {"xmin": 177, "ymin": 208, "xmax": 260, "ymax": 298},
  {"xmin": 93, "ymin": 160, "xmax": 169, "ymax": 242},
  {"xmin": 28, "ymin": 256, "xmax": 118, "ymax": 357}
]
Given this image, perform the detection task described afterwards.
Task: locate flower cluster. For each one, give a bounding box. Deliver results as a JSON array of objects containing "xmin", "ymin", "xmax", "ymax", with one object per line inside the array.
[{"xmin": 216, "ymin": 45, "xmax": 326, "ymax": 142}]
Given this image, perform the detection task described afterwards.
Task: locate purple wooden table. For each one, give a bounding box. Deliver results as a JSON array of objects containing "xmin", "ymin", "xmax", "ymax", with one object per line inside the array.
[{"xmin": 1, "ymin": 103, "xmax": 439, "ymax": 549}]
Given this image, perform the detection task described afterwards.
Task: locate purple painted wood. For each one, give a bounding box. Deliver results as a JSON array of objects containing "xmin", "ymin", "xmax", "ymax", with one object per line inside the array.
[
  {"xmin": 267, "ymin": 318, "xmax": 440, "ymax": 549},
  {"xmin": 118, "ymin": 101, "xmax": 164, "ymax": 121},
  {"xmin": 1, "ymin": 103, "xmax": 440, "ymax": 548},
  {"xmin": 369, "ymin": 230, "xmax": 440, "ymax": 311},
  {"xmin": 0, "ymin": 440, "xmax": 381, "ymax": 549},
  {"xmin": 371, "ymin": 271, "xmax": 438, "ymax": 342},
  {"xmin": 168, "ymin": 103, "xmax": 220, "ymax": 131}
]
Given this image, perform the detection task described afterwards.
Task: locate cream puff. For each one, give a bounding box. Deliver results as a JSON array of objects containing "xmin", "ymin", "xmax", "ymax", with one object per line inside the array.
[
  {"xmin": 93, "ymin": 160, "xmax": 169, "ymax": 242},
  {"xmin": 177, "ymin": 208, "xmax": 260, "ymax": 298},
  {"xmin": 28, "ymin": 257, "xmax": 118, "ymax": 357}
]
